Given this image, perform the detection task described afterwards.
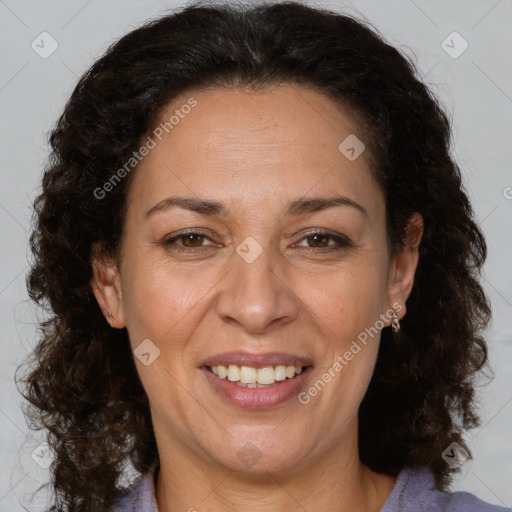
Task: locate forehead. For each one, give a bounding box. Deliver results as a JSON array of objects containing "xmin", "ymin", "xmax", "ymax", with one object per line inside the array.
[{"xmin": 127, "ymin": 83, "xmax": 384, "ymax": 223}]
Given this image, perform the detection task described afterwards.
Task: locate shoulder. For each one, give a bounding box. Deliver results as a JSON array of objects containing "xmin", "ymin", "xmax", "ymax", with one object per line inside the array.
[
  {"xmin": 109, "ymin": 464, "xmax": 159, "ymax": 512},
  {"xmin": 381, "ymin": 466, "xmax": 510, "ymax": 512}
]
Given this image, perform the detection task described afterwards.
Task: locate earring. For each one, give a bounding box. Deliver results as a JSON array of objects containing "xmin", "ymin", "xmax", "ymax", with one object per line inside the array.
[{"xmin": 391, "ymin": 308, "xmax": 400, "ymax": 333}]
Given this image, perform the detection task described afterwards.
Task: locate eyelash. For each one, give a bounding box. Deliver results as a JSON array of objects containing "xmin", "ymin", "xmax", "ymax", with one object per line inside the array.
[{"xmin": 162, "ymin": 229, "xmax": 352, "ymax": 254}]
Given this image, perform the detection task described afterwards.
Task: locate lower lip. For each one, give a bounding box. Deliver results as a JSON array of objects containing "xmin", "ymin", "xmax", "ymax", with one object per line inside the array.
[{"xmin": 201, "ymin": 366, "xmax": 313, "ymax": 409}]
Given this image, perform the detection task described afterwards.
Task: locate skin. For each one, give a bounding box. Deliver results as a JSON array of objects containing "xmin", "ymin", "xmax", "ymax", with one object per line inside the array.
[{"xmin": 91, "ymin": 82, "xmax": 423, "ymax": 512}]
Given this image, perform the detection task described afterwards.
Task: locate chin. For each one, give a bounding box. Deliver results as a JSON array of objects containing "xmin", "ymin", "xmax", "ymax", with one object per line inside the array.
[{"xmin": 208, "ymin": 433, "xmax": 310, "ymax": 475}]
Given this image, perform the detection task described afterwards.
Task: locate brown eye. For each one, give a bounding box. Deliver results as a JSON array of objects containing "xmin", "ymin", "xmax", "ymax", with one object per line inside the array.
[
  {"xmin": 179, "ymin": 233, "xmax": 206, "ymax": 247},
  {"xmin": 162, "ymin": 231, "xmax": 216, "ymax": 253},
  {"xmin": 305, "ymin": 233, "xmax": 330, "ymax": 248},
  {"xmin": 296, "ymin": 230, "xmax": 352, "ymax": 252}
]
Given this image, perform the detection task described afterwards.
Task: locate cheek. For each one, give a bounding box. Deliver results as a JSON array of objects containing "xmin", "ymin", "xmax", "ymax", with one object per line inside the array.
[
  {"xmin": 304, "ymin": 262, "xmax": 386, "ymax": 341},
  {"xmin": 121, "ymin": 253, "xmax": 221, "ymax": 342},
  {"xmin": 299, "ymin": 259, "xmax": 386, "ymax": 407},
  {"xmin": 304, "ymin": 298, "xmax": 382, "ymax": 429}
]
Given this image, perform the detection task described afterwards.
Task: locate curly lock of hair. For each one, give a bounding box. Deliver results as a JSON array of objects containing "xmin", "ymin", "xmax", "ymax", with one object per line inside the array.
[{"xmin": 16, "ymin": 1, "xmax": 491, "ymax": 511}]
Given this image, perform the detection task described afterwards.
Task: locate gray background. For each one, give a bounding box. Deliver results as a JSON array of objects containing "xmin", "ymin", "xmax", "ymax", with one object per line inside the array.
[{"xmin": 0, "ymin": 0, "xmax": 511, "ymax": 510}]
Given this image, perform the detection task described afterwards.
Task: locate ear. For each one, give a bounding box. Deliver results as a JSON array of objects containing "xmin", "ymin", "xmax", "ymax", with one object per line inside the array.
[
  {"xmin": 90, "ymin": 242, "xmax": 125, "ymax": 328},
  {"xmin": 385, "ymin": 212, "xmax": 424, "ymax": 323}
]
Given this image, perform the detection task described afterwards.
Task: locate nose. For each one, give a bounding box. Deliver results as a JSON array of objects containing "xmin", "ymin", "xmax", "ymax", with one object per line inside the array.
[{"xmin": 215, "ymin": 241, "xmax": 300, "ymax": 334}]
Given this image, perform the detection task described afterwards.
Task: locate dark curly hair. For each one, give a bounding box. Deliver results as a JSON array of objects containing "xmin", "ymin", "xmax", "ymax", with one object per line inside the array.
[{"xmin": 16, "ymin": 1, "xmax": 492, "ymax": 510}]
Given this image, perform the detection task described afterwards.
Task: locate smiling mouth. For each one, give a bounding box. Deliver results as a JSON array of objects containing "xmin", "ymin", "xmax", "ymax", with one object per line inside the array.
[{"xmin": 205, "ymin": 364, "xmax": 308, "ymax": 388}]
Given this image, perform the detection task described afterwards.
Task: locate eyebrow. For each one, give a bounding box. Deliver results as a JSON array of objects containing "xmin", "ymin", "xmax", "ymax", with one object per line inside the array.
[{"xmin": 144, "ymin": 194, "xmax": 368, "ymax": 221}]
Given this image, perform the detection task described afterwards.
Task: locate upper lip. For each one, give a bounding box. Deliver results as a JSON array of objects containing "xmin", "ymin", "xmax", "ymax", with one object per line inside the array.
[{"xmin": 202, "ymin": 351, "xmax": 313, "ymax": 369}]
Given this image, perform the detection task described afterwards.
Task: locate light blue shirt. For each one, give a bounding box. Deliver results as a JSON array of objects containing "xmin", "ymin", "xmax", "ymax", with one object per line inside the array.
[{"xmin": 110, "ymin": 463, "xmax": 510, "ymax": 511}]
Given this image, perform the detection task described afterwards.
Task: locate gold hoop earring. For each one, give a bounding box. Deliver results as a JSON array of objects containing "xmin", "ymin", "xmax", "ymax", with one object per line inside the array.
[{"xmin": 391, "ymin": 309, "xmax": 400, "ymax": 333}]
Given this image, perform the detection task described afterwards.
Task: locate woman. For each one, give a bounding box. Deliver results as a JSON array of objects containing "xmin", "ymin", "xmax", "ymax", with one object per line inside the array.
[{"xmin": 18, "ymin": 1, "xmax": 509, "ymax": 511}]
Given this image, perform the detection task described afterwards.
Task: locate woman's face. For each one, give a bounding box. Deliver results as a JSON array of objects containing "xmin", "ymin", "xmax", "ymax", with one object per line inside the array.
[{"xmin": 93, "ymin": 83, "xmax": 420, "ymax": 475}]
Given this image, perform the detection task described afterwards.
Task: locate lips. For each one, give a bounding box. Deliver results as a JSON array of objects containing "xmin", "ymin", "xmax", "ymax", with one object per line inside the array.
[
  {"xmin": 201, "ymin": 350, "xmax": 313, "ymax": 369},
  {"xmin": 200, "ymin": 350, "xmax": 314, "ymax": 408},
  {"xmin": 201, "ymin": 365, "xmax": 313, "ymax": 408}
]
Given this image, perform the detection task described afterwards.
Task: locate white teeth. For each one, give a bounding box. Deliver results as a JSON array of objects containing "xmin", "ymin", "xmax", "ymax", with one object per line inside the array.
[
  {"xmin": 285, "ymin": 366, "xmax": 295, "ymax": 379},
  {"xmin": 240, "ymin": 366, "xmax": 257, "ymax": 384},
  {"xmin": 217, "ymin": 365, "xmax": 228, "ymax": 379},
  {"xmin": 274, "ymin": 365, "xmax": 287, "ymax": 381},
  {"xmin": 227, "ymin": 365, "xmax": 241, "ymax": 382},
  {"xmin": 257, "ymin": 367, "xmax": 275, "ymax": 385},
  {"xmin": 208, "ymin": 364, "xmax": 305, "ymax": 386},
  {"xmin": 235, "ymin": 381, "xmax": 274, "ymax": 388}
]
